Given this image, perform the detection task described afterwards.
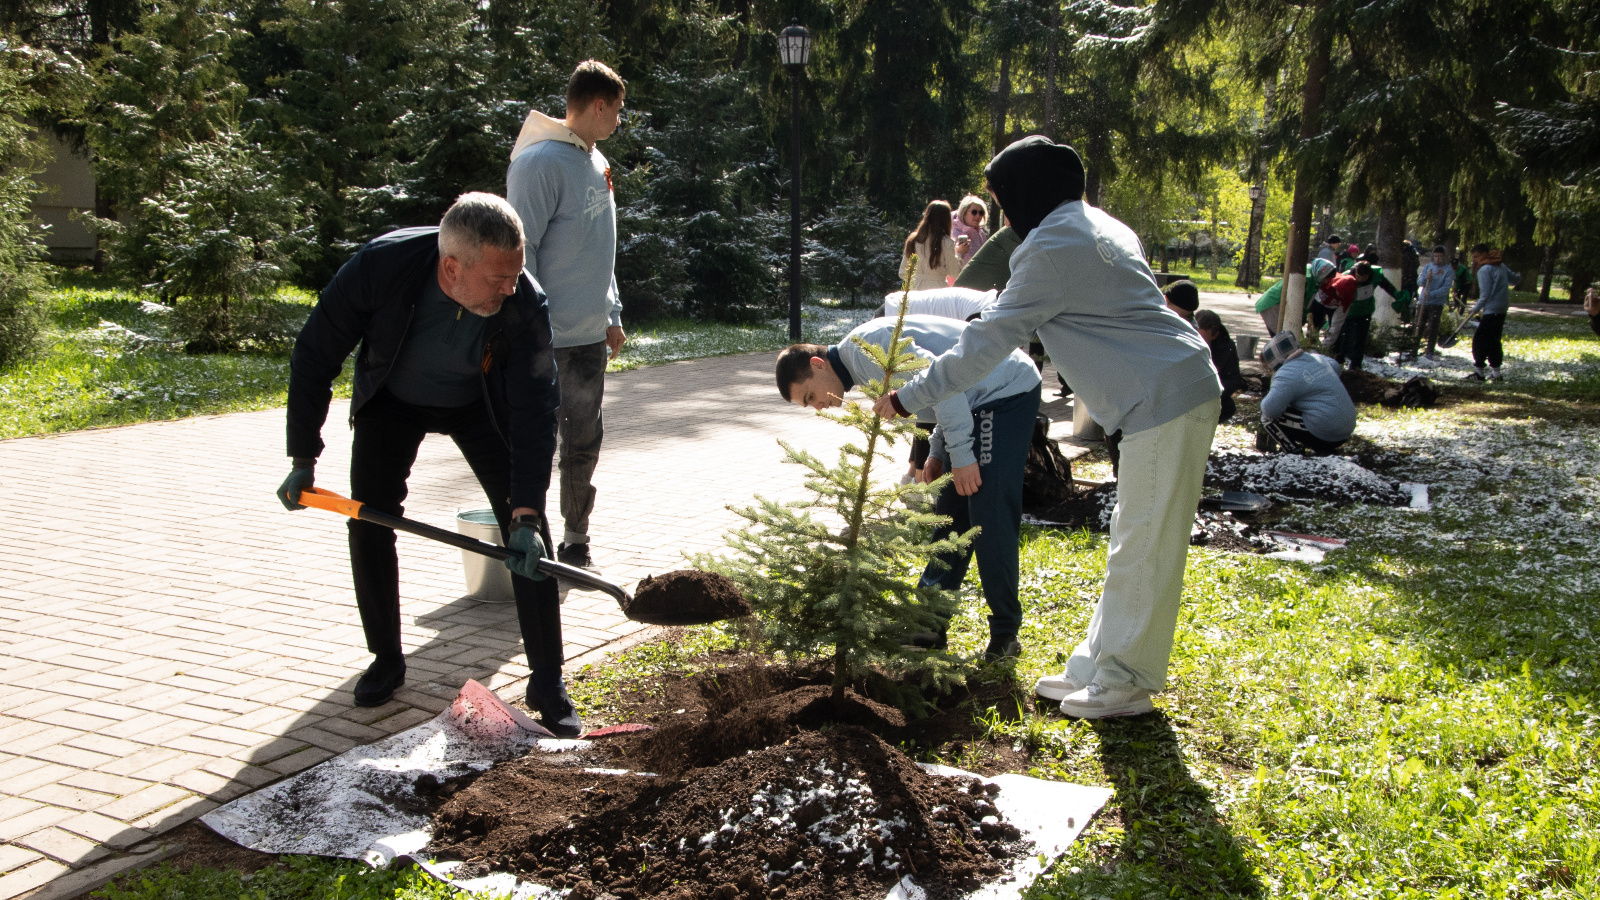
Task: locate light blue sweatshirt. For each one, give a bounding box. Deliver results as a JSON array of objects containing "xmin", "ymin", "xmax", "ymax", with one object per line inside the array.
[
  {"xmin": 1260, "ymin": 352, "xmax": 1356, "ymax": 442},
  {"xmin": 506, "ymin": 111, "xmax": 622, "ymax": 348},
  {"xmin": 895, "ymin": 201, "xmax": 1220, "ymax": 436},
  {"xmin": 1472, "ymin": 263, "xmax": 1514, "ymax": 317},
  {"xmin": 1418, "ymin": 262, "xmax": 1453, "ymax": 306},
  {"xmin": 837, "ymin": 316, "xmax": 1040, "ymax": 469}
]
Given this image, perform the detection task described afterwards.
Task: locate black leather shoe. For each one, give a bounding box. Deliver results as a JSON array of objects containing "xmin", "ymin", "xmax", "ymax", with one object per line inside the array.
[
  {"xmin": 983, "ymin": 634, "xmax": 1022, "ymax": 663},
  {"xmin": 527, "ymin": 666, "xmax": 583, "ymax": 737},
  {"xmin": 354, "ymin": 654, "xmax": 405, "ymax": 707},
  {"xmin": 556, "ymin": 542, "xmax": 596, "ymax": 571}
]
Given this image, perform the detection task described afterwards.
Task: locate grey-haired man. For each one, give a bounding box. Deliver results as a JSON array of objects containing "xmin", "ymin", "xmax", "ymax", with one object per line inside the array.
[{"xmin": 277, "ymin": 193, "xmax": 579, "ymax": 736}]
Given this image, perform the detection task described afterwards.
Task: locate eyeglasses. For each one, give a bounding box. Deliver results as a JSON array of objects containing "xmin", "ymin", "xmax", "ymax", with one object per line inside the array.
[{"xmin": 965, "ymin": 209, "xmax": 984, "ymax": 219}]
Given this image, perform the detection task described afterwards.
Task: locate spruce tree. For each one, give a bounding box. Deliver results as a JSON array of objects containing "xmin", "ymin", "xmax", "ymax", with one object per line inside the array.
[{"xmin": 701, "ymin": 258, "xmax": 975, "ymax": 709}]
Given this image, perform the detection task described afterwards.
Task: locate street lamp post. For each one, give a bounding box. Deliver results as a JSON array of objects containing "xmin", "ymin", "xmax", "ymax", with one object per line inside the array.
[{"xmin": 779, "ymin": 19, "xmax": 812, "ymax": 341}]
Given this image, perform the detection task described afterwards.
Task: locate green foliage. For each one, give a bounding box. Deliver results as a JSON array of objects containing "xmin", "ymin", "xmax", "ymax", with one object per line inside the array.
[
  {"xmin": 699, "ymin": 261, "xmax": 974, "ymax": 709},
  {"xmin": 133, "ymin": 129, "xmax": 306, "ymax": 353},
  {"xmin": 84, "ymin": 0, "xmax": 247, "ymax": 280},
  {"xmin": 803, "ymin": 197, "xmax": 900, "ymax": 306},
  {"xmin": 614, "ymin": 5, "xmax": 782, "ymax": 323},
  {"xmin": 0, "ymin": 38, "xmax": 52, "ymax": 368}
]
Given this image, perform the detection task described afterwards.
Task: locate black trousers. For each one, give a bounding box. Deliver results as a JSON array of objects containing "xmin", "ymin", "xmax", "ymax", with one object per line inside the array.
[
  {"xmin": 1261, "ymin": 410, "xmax": 1347, "ymax": 456},
  {"xmin": 1473, "ymin": 313, "xmax": 1507, "ymax": 369},
  {"xmin": 1335, "ymin": 314, "xmax": 1372, "ymax": 371},
  {"xmin": 348, "ymin": 389, "xmax": 563, "ymax": 668}
]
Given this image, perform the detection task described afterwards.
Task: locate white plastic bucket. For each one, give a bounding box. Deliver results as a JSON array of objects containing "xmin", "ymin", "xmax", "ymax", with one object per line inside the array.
[
  {"xmin": 455, "ymin": 509, "xmax": 515, "ymax": 603},
  {"xmin": 1071, "ymin": 397, "xmax": 1105, "ymax": 442}
]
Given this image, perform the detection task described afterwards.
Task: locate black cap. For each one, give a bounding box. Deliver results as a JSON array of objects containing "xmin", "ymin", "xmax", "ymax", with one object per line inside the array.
[{"xmin": 1164, "ymin": 279, "xmax": 1200, "ymax": 312}]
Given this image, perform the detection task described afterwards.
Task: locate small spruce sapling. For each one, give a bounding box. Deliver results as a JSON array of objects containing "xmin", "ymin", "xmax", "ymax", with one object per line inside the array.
[{"xmin": 701, "ymin": 256, "xmax": 976, "ymax": 709}]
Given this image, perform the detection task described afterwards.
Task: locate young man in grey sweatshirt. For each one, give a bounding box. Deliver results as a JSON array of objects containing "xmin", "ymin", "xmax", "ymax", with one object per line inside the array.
[
  {"xmin": 778, "ymin": 316, "xmax": 1042, "ymax": 661},
  {"xmin": 874, "ymin": 137, "xmax": 1221, "ymax": 719},
  {"xmin": 506, "ymin": 60, "xmax": 627, "ymax": 571}
]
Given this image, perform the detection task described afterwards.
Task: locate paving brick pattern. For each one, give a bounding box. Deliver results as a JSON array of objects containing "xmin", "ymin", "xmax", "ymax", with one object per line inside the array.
[{"xmin": 0, "ymin": 351, "xmax": 866, "ymax": 899}]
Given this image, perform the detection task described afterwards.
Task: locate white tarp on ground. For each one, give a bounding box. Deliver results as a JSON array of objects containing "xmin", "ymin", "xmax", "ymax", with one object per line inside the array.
[{"xmin": 202, "ymin": 680, "xmax": 1112, "ymax": 900}]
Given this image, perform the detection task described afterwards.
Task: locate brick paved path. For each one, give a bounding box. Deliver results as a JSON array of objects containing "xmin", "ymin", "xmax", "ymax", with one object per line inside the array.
[{"xmin": 0, "ymin": 351, "xmax": 871, "ymax": 899}]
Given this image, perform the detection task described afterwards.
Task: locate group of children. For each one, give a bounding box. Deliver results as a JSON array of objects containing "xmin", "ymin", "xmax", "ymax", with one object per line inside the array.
[{"xmin": 1256, "ymin": 236, "xmax": 1520, "ymax": 381}]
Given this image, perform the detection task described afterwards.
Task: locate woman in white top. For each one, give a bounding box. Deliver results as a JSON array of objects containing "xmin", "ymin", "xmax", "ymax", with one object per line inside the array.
[{"xmin": 899, "ymin": 200, "xmax": 964, "ymax": 289}]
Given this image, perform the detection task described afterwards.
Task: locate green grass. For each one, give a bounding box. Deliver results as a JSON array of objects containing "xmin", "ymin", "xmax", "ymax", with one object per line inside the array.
[
  {"xmin": 1156, "ymin": 261, "xmax": 1254, "ymax": 294},
  {"xmin": 92, "ymin": 855, "xmax": 480, "ymax": 900},
  {"xmin": 0, "ymin": 273, "xmax": 873, "ymax": 438},
  {"xmin": 0, "ymin": 275, "xmax": 344, "ymax": 439},
  {"xmin": 606, "ymin": 303, "xmax": 874, "ymax": 373}
]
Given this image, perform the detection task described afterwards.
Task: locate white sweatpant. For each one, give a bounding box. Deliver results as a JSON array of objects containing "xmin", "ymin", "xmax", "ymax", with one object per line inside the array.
[{"xmin": 1067, "ymin": 398, "xmax": 1219, "ymax": 692}]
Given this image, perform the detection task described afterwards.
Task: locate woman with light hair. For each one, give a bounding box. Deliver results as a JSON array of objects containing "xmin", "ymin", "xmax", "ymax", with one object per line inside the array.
[{"xmin": 951, "ymin": 195, "xmax": 989, "ymax": 266}]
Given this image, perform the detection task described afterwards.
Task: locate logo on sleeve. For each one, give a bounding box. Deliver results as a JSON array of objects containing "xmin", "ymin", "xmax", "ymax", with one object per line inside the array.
[{"xmin": 1095, "ymin": 233, "xmax": 1117, "ymax": 265}]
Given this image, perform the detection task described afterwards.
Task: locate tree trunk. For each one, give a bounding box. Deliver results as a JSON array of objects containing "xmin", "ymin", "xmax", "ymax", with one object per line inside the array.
[
  {"xmin": 730, "ymin": 0, "xmax": 750, "ymax": 68},
  {"xmin": 1539, "ymin": 225, "xmax": 1561, "ymax": 303},
  {"xmin": 1189, "ymin": 234, "xmax": 1197, "ymax": 268},
  {"xmin": 1377, "ymin": 197, "xmax": 1405, "ymax": 275},
  {"xmin": 1044, "ymin": 2, "xmax": 1059, "ymax": 138},
  {"xmin": 1208, "ymin": 204, "xmax": 1219, "ymax": 281},
  {"xmin": 1237, "ymin": 76, "xmax": 1274, "ymax": 288},
  {"xmin": 991, "ymin": 50, "xmax": 1012, "ymax": 158},
  {"xmin": 1160, "ymin": 242, "xmax": 1169, "ymax": 273},
  {"xmin": 1278, "ymin": 0, "xmax": 1331, "ymax": 338},
  {"xmin": 1083, "ymin": 126, "xmax": 1106, "ymax": 206}
]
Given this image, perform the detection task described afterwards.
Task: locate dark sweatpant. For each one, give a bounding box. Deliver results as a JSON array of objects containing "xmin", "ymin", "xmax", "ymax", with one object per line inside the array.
[
  {"xmin": 919, "ymin": 385, "xmax": 1040, "ymax": 639},
  {"xmin": 1260, "ymin": 408, "xmax": 1347, "ymax": 456},
  {"xmin": 1473, "ymin": 312, "xmax": 1507, "ymax": 369},
  {"xmin": 1414, "ymin": 304, "xmax": 1445, "ymax": 356},
  {"xmin": 348, "ymin": 389, "xmax": 563, "ymax": 668},
  {"xmin": 1336, "ymin": 314, "xmax": 1372, "ymax": 371}
]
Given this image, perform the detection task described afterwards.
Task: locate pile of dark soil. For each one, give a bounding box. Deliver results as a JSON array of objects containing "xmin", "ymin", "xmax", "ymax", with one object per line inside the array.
[
  {"xmin": 430, "ymin": 728, "xmax": 1024, "ymax": 900},
  {"xmin": 1206, "ymin": 451, "xmax": 1408, "ymax": 506},
  {"xmin": 428, "ymin": 663, "xmax": 1035, "ymax": 899},
  {"xmin": 625, "ymin": 569, "xmax": 751, "ymax": 626}
]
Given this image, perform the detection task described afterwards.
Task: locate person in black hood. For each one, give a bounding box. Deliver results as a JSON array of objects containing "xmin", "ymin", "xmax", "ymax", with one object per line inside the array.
[
  {"xmin": 981, "ymin": 135, "xmax": 1086, "ymax": 239},
  {"xmin": 874, "ymin": 135, "xmax": 1221, "ymax": 720}
]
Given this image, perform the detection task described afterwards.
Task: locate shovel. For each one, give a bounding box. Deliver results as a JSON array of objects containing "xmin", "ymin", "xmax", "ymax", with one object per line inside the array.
[
  {"xmin": 1200, "ymin": 490, "xmax": 1272, "ymax": 513},
  {"xmin": 295, "ymin": 487, "xmax": 630, "ymax": 604},
  {"xmin": 1436, "ymin": 313, "xmax": 1478, "ymax": 349}
]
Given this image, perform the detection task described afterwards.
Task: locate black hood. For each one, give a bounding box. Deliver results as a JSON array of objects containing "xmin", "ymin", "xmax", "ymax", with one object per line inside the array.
[{"xmin": 983, "ymin": 136, "xmax": 1085, "ymax": 239}]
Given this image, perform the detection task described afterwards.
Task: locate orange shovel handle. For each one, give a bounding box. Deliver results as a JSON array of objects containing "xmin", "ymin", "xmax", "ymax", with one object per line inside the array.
[{"xmin": 296, "ymin": 486, "xmax": 365, "ymax": 519}]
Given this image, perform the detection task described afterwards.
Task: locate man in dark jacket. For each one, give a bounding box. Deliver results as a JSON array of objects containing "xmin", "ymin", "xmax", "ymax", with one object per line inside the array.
[{"xmin": 275, "ymin": 193, "xmax": 579, "ymax": 736}]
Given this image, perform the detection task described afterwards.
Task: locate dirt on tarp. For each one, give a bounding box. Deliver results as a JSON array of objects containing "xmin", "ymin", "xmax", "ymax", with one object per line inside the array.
[
  {"xmin": 624, "ymin": 569, "xmax": 751, "ymax": 626},
  {"xmin": 1340, "ymin": 370, "xmax": 1439, "ymax": 408},
  {"xmin": 427, "ymin": 662, "xmax": 1036, "ymax": 899},
  {"xmin": 428, "ymin": 727, "xmax": 1026, "ymax": 900},
  {"xmin": 1206, "ymin": 451, "xmax": 1409, "ymax": 507},
  {"xmin": 1023, "ymin": 481, "xmax": 1117, "ymax": 531}
]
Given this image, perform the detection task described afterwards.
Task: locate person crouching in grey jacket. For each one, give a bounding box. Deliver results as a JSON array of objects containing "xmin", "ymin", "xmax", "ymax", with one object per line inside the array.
[{"xmin": 1254, "ymin": 331, "xmax": 1357, "ymax": 455}]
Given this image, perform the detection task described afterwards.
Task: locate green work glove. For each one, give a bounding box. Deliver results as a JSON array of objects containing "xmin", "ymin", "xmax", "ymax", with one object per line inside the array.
[
  {"xmin": 504, "ymin": 516, "xmax": 550, "ymax": 581},
  {"xmin": 277, "ymin": 460, "xmax": 316, "ymax": 511}
]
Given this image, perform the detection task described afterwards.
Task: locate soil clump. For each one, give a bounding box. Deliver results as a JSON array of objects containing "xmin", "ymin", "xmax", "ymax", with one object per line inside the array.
[
  {"xmin": 429, "ymin": 728, "xmax": 1027, "ymax": 900},
  {"xmin": 625, "ymin": 569, "xmax": 751, "ymax": 626}
]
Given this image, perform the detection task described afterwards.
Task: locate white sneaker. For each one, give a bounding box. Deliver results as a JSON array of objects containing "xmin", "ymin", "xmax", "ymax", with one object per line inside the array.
[
  {"xmin": 1058, "ymin": 682, "xmax": 1154, "ymax": 719},
  {"xmin": 1033, "ymin": 671, "xmax": 1085, "ymax": 702}
]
